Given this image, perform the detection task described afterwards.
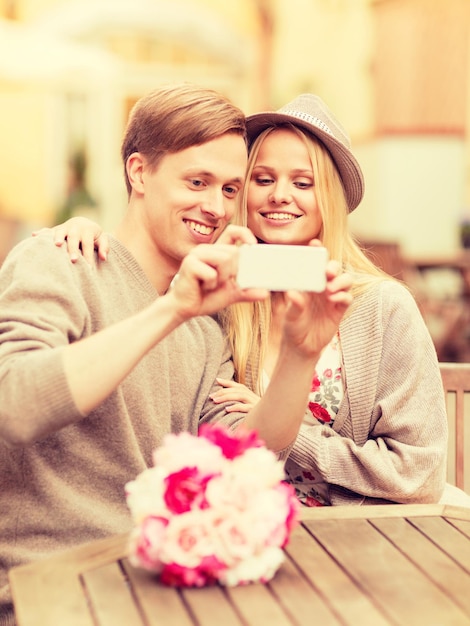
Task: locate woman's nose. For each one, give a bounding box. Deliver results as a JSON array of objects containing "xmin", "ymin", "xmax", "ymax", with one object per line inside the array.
[{"xmin": 269, "ymin": 181, "xmax": 292, "ymax": 205}]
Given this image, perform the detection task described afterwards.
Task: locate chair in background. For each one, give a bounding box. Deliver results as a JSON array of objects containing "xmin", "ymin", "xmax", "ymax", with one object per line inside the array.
[
  {"xmin": 358, "ymin": 238, "xmax": 408, "ymax": 281},
  {"xmin": 439, "ymin": 362, "xmax": 470, "ymax": 493},
  {"xmin": 359, "ymin": 238, "xmax": 468, "ymax": 362}
]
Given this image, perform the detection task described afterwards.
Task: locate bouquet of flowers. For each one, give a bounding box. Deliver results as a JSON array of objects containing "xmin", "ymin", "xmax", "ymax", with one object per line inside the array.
[{"xmin": 125, "ymin": 424, "xmax": 300, "ymax": 587}]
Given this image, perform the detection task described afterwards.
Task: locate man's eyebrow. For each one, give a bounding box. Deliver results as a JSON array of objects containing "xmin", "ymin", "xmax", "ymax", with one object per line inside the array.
[{"xmin": 184, "ymin": 170, "xmax": 244, "ymax": 183}]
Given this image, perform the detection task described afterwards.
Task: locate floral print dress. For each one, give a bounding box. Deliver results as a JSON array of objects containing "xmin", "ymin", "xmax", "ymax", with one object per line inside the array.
[{"xmin": 284, "ymin": 333, "xmax": 344, "ymax": 506}]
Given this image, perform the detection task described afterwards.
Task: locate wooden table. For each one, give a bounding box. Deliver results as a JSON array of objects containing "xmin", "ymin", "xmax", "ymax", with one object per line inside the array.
[{"xmin": 9, "ymin": 504, "xmax": 470, "ymax": 626}]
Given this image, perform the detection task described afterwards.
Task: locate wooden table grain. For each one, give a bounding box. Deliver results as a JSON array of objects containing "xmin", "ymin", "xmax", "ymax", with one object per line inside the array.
[{"xmin": 9, "ymin": 504, "xmax": 470, "ymax": 626}]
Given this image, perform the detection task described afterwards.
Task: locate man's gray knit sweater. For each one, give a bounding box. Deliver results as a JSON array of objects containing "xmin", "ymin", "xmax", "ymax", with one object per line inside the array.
[{"xmin": 0, "ymin": 235, "xmax": 244, "ymax": 623}]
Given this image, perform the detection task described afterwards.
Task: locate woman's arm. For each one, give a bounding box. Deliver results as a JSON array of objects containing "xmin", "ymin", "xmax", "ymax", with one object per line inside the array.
[{"xmin": 239, "ymin": 260, "xmax": 352, "ymax": 453}]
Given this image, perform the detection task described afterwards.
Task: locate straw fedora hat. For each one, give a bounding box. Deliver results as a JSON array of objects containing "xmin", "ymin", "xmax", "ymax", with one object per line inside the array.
[{"xmin": 245, "ymin": 94, "xmax": 364, "ymax": 212}]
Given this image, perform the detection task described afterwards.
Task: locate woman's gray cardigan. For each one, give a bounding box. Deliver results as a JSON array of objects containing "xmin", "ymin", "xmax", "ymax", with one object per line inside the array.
[{"xmin": 289, "ymin": 280, "xmax": 448, "ymax": 506}]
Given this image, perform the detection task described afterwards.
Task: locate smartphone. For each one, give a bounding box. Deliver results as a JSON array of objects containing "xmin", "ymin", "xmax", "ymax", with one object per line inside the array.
[{"xmin": 237, "ymin": 244, "xmax": 328, "ymax": 292}]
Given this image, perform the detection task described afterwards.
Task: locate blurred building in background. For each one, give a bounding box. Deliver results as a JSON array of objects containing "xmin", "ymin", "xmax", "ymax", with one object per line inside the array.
[{"xmin": 0, "ymin": 0, "xmax": 469, "ymax": 260}]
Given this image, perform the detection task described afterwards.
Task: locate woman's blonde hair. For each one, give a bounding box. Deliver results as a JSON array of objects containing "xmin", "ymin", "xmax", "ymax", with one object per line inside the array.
[{"xmin": 220, "ymin": 124, "xmax": 389, "ymax": 393}]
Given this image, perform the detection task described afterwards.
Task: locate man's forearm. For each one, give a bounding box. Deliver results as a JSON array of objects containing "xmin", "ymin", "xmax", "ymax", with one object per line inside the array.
[{"xmin": 63, "ymin": 296, "xmax": 183, "ymax": 415}]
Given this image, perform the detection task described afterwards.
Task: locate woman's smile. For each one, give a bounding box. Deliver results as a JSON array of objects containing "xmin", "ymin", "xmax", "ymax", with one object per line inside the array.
[{"xmin": 261, "ymin": 211, "xmax": 300, "ymax": 222}]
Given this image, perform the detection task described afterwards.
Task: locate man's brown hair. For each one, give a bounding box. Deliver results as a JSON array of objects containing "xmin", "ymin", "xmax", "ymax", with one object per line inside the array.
[{"xmin": 121, "ymin": 83, "xmax": 247, "ymax": 195}]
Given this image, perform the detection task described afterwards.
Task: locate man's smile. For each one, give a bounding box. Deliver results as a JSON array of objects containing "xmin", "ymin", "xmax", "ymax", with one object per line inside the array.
[{"xmin": 184, "ymin": 219, "xmax": 217, "ymax": 236}]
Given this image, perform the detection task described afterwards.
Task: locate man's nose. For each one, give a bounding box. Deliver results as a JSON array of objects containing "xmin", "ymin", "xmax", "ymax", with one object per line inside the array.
[{"xmin": 201, "ymin": 190, "xmax": 227, "ymax": 218}]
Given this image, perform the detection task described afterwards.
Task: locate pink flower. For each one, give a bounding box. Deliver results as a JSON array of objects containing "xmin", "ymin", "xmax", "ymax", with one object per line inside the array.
[
  {"xmin": 129, "ymin": 516, "xmax": 168, "ymax": 571},
  {"xmin": 276, "ymin": 482, "xmax": 301, "ymax": 539},
  {"xmin": 127, "ymin": 425, "xmax": 297, "ymax": 588},
  {"xmin": 199, "ymin": 424, "xmax": 264, "ymax": 459},
  {"xmin": 308, "ymin": 402, "xmax": 331, "ymax": 422},
  {"xmin": 160, "ymin": 555, "xmax": 225, "ymax": 587},
  {"xmin": 249, "ymin": 483, "xmax": 300, "ymax": 549},
  {"xmin": 164, "ymin": 467, "xmax": 214, "ymax": 514},
  {"xmin": 160, "ymin": 510, "xmax": 218, "ymax": 569}
]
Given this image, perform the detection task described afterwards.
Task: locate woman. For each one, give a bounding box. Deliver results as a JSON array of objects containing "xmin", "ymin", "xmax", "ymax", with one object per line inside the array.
[{"xmin": 42, "ymin": 93, "xmax": 468, "ymax": 506}]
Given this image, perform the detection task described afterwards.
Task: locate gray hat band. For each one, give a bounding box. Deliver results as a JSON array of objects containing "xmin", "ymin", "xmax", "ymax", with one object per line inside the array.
[{"xmin": 280, "ymin": 110, "xmax": 335, "ymax": 138}]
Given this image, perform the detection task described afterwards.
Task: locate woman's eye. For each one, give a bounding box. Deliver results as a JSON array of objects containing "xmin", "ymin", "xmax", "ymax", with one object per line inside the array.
[
  {"xmin": 190, "ymin": 179, "xmax": 205, "ymax": 188},
  {"xmin": 255, "ymin": 177, "xmax": 273, "ymax": 185},
  {"xmin": 295, "ymin": 181, "xmax": 313, "ymax": 189}
]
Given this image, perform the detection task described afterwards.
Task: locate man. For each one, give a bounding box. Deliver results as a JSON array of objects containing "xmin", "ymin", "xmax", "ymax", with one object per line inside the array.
[{"xmin": 0, "ymin": 83, "xmax": 351, "ymax": 624}]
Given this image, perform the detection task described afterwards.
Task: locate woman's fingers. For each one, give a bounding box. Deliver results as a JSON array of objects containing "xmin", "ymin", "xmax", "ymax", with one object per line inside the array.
[
  {"xmin": 32, "ymin": 218, "xmax": 109, "ymax": 266},
  {"xmin": 224, "ymin": 402, "xmax": 253, "ymax": 414},
  {"xmin": 210, "ymin": 378, "xmax": 261, "ymax": 412},
  {"xmin": 96, "ymin": 234, "xmax": 109, "ymax": 261}
]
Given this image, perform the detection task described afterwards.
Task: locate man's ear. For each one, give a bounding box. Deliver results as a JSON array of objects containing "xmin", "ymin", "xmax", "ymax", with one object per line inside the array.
[{"xmin": 126, "ymin": 153, "xmax": 145, "ymax": 194}]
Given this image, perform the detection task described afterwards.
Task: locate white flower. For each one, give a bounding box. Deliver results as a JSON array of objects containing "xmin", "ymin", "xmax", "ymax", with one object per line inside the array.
[
  {"xmin": 211, "ymin": 506, "xmax": 263, "ymax": 566},
  {"xmin": 125, "ymin": 466, "xmax": 168, "ymax": 523},
  {"xmin": 219, "ymin": 547, "xmax": 286, "ymax": 586},
  {"xmin": 153, "ymin": 432, "xmax": 226, "ymax": 474},
  {"xmin": 229, "ymin": 446, "xmax": 286, "ymax": 488}
]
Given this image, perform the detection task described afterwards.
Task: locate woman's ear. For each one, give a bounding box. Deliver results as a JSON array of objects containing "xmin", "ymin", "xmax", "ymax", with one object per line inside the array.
[{"xmin": 126, "ymin": 153, "xmax": 145, "ymax": 194}]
